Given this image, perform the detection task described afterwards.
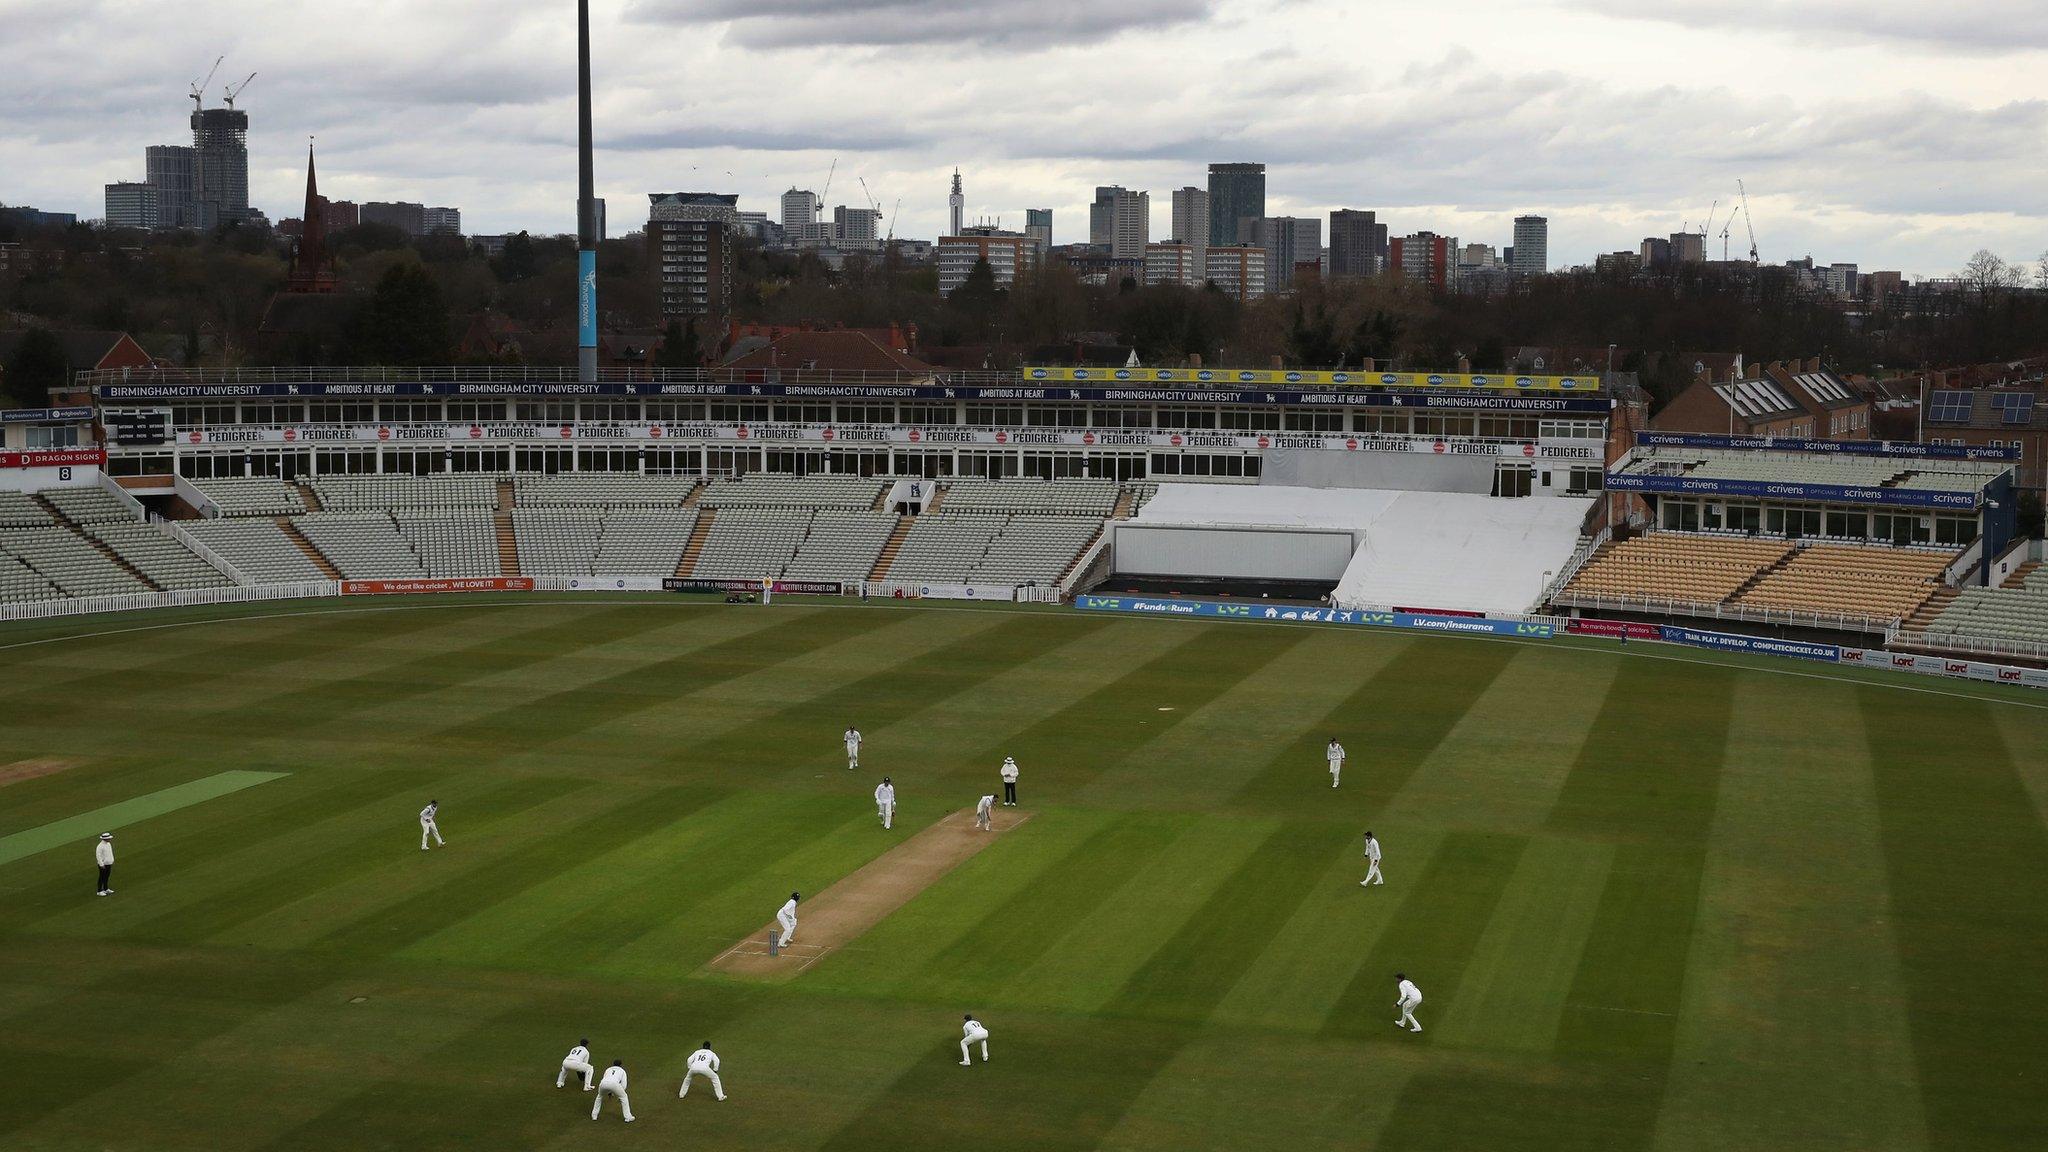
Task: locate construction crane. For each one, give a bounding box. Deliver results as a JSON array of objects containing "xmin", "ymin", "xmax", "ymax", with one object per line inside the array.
[
  {"xmin": 1738, "ymin": 179, "xmax": 1760, "ymax": 263},
  {"xmin": 223, "ymin": 72, "xmax": 256, "ymax": 109},
  {"xmin": 857, "ymin": 176, "xmax": 882, "ymax": 214},
  {"xmin": 886, "ymin": 197, "xmax": 901, "ymax": 243},
  {"xmin": 1719, "ymin": 214, "xmax": 1734, "ymax": 262},
  {"xmin": 819, "ymin": 157, "xmax": 837, "ymax": 209},
  {"xmin": 189, "ymin": 55, "xmax": 223, "ymax": 111}
]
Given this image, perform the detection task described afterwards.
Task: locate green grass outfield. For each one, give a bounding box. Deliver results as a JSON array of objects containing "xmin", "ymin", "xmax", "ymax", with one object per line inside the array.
[{"xmin": 0, "ymin": 594, "xmax": 2043, "ymax": 1151}]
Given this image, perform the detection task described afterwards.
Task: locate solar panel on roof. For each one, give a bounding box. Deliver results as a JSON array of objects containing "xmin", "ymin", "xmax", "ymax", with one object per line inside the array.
[
  {"xmin": 1994, "ymin": 393, "xmax": 2035, "ymax": 425},
  {"xmin": 1929, "ymin": 390, "xmax": 1974, "ymax": 423}
]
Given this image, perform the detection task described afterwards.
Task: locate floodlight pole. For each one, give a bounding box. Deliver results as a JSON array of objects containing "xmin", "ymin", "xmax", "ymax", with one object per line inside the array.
[{"xmin": 576, "ymin": 0, "xmax": 599, "ymax": 382}]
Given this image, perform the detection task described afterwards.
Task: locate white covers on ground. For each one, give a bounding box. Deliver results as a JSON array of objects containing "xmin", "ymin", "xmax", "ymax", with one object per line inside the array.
[{"xmin": 1127, "ymin": 484, "xmax": 1591, "ymax": 616}]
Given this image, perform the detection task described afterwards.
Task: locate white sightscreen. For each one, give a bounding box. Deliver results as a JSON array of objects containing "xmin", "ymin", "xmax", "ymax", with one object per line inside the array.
[{"xmin": 1112, "ymin": 524, "xmax": 1355, "ymax": 580}]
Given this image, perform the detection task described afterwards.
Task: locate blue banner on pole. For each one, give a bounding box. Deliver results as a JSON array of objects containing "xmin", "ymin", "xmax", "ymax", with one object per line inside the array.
[{"xmin": 577, "ymin": 250, "xmax": 598, "ymax": 348}]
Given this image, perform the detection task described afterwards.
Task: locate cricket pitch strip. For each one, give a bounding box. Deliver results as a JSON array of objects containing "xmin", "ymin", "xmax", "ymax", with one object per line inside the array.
[{"xmin": 704, "ymin": 806, "xmax": 1032, "ymax": 981}]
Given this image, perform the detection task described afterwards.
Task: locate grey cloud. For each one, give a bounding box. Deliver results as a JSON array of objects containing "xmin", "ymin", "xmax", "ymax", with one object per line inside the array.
[
  {"xmin": 1569, "ymin": 0, "xmax": 2048, "ymax": 54},
  {"xmin": 606, "ymin": 124, "xmax": 923, "ymax": 153},
  {"xmin": 625, "ymin": 0, "xmax": 1212, "ymax": 48}
]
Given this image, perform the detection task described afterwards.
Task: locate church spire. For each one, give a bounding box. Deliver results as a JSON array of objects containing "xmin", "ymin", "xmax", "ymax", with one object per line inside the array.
[{"xmin": 285, "ymin": 139, "xmax": 336, "ymax": 293}]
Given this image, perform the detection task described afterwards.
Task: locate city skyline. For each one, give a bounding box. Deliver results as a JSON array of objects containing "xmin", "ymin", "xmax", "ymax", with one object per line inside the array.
[{"xmin": 3, "ymin": 0, "xmax": 2045, "ymax": 277}]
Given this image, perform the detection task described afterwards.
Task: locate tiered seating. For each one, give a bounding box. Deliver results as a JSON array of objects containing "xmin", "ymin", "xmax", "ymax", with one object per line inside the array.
[
  {"xmin": 392, "ymin": 510, "xmax": 499, "ymax": 577},
  {"xmin": 691, "ymin": 508, "xmax": 812, "ymax": 580},
  {"xmin": 182, "ymin": 519, "xmax": 326, "ymax": 583},
  {"xmin": 784, "ymin": 512, "xmax": 896, "ymax": 581},
  {"xmin": 1893, "ymin": 471, "xmax": 1988, "ymax": 493},
  {"xmin": 88, "ymin": 522, "xmax": 232, "ymax": 590},
  {"xmin": 0, "ymin": 491, "xmax": 55, "ymax": 528},
  {"xmin": 0, "ymin": 555, "xmax": 61, "ymax": 602},
  {"xmin": 887, "ymin": 515, "xmax": 1009, "ymax": 582},
  {"xmin": 1561, "ymin": 534, "xmax": 1792, "ymax": 606},
  {"xmin": 310, "ymin": 474, "xmax": 497, "ymax": 511},
  {"xmin": 939, "ymin": 479, "xmax": 1119, "ymax": 517},
  {"xmin": 1685, "ymin": 457, "xmax": 1904, "ymax": 488},
  {"xmin": 969, "ymin": 516, "xmax": 1099, "ymax": 585},
  {"xmin": 1918, "ymin": 568, "xmax": 2048, "ymax": 647},
  {"xmin": 1735, "ymin": 544, "xmax": 1951, "ymax": 621},
  {"xmin": 191, "ymin": 478, "xmax": 307, "ymax": 517},
  {"xmin": 699, "ymin": 475, "xmax": 883, "ymax": 511},
  {"xmin": 1125, "ymin": 483, "xmax": 1159, "ymax": 514},
  {"xmin": 293, "ymin": 513, "xmax": 425, "ymax": 577},
  {"xmin": 42, "ymin": 486, "xmax": 136, "ymax": 525},
  {"xmin": 514, "ymin": 474, "xmax": 695, "ymax": 507},
  {"xmin": 0, "ymin": 528, "xmax": 150, "ymax": 597},
  {"xmin": 512, "ymin": 508, "xmax": 603, "ymax": 575},
  {"xmin": 593, "ymin": 510, "xmax": 696, "ymax": 575}
]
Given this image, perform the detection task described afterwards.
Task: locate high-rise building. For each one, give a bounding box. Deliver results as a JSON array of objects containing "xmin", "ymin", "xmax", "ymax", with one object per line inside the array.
[
  {"xmin": 648, "ymin": 192, "xmax": 740, "ymax": 319},
  {"xmin": 1329, "ymin": 209, "xmax": 1381, "ymax": 278},
  {"xmin": 1170, "ymin": 187, "xmax": 1209, "ymax": 245},
  {"xmin": 1206, "ymin": 163, "xmax": 1265, "ymax": 247},
  {"xmin": 324, "ymin": 200, "xmax": 359, "ymax": 230},
  {"xmin": 1144, "ymin": 241, "xmax": 1203, "ymax": 288},
  {"xmin": 1248, "ymin": 216, "xmax": 1321, "ymax": 291},
  {"xmin": 1510, "ymin": 216, "xmax": 1548, "ymax": 275},
  {"xmin": 1087, "ymin": 186, "xmax": 1150, "ymax": 260},
  {"xmin": 1390, "ymin": 231, "xmax": 1457, "ymax": 289},
  {"xmin": 189, "ymin": 106, "xmax": 251, "ymax": 226},
  {"xmin": 422, "ymin": 207, "xmax": 462, "ymax": 235},
  {"xmin": 144, "ymin": 145, "xmax": 198, "ymax": 229},
  {"xmin": 780, "ymin": 188, "xmax": 821, "ymax": 232},
  {"xmin": 949, "ymin": 169, "xmax": 964, "ymax": 237},
  {"xmin": 1669, "ymin": 231, "xmax": 1706, "ymax": 264},
  {"xmin": 1640, "ymin": 236, "xmax": 1672, "ymax": 270},
  {"xmin": 937, "ymin": 226, "xmax": 1041, "ymax": 295},
  {"xmin": 1204, "ymin": 245, "xmax": 1267, "ymax": 301},
  {"xmin": 361, "ymin": 201, "xmax": 427, "ymax": 236},
  {"xmin": 834, "ymin": 205, "xmax": 882, "ymax": 248},
  {"xmin": 1025, "ymin": 208, "xmax": 1053, "ymax": 252},
  {"xmin": 103, "ymin": 182, "xmax": 159, "ymax": 230}
]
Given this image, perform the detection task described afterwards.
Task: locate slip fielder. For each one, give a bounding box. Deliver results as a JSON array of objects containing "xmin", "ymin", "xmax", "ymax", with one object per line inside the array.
[
  {"xmin": 679, "ymin": 1041, "xmax": 726, "ymax": 1100},
  {"xmin": 1395, "ymin": 974, "xmax": 1423, "ymax": 1033},
  {"xmin": 592, "ymin": 1060, "xmax": 634, "ymax": 1122},
  {"xmin": 557, "ymin": 1039, "xmax": 594, "ymax": 1090},
  {"xmin": 960, "ymin": 1014, "xmax": 990, "ymax": 1065}
]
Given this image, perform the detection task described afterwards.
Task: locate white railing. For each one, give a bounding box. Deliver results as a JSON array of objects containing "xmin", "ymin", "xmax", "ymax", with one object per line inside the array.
[
  {"xmin": 156, "ymin": 517, "xmax": 252, "ymax": 586},
  {"xmin": 1893, "ymin": 629, "xmax": 2048, "ymax": 664},
  {"xmin": 1551, "ymin": 591, "xmax": 1893, "ymax": 636},
  {"xmin": 0, "ymin": 581, "xmax": 339, "ymax": 624},
  {"xmin": 1536, "ymin": 524, "xmax": 1612, "ymax": 609},
  {"xmin": 96, "ymin": 473, "xmax": 148, "ymax": 521}
]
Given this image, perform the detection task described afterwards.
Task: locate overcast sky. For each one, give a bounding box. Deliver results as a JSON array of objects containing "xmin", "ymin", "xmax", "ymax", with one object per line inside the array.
[{"xmin": 4, "ymin": 0, "xmax": 2045, "ymax": 276}]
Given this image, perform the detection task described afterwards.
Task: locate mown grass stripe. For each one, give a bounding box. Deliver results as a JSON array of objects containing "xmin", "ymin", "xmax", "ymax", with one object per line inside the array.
[
  {"xmin": 1320, "ymin": 828, "xmax": 1529, "ymax": 1038},
  {"xmin": 8, "ymin": 766, "xmax": 443, "ymax": 932},
  {"xmin": 308, "ymin": 784, "xmax": 726, "ymax": 959},
  {"xmin": 1371, "ymin": 660, "xmax": 1734, "ymax": 1149},
  {"xmin": 0, "ymin": 770, "xmax": 287, "ymax": 868},
  {"xmin": 1115, "ymin": 819, "xmax": 1350, "ymax": 1022},
  {"xmin": 1234, "ymin": 637, "xmax": 1518, "ymax": 810},
  {"xmin": 1862, "ymin": 689, "xmax": 2048, "ymax": 1150}
]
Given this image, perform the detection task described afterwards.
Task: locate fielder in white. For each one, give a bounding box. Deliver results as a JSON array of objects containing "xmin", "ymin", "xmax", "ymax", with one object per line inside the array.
[
  {"xmin": 592, "ymin": 1060, "xmax": 634, "ymax": 1122},
  {"xmin": 875, "ymin": 777, "xmax": 896, "ymax": 830},
  {"xmin": 1395, "ymin": 973, "xmax": 1423, "ymax": 1032},
  {"xmin": 844, "ymin": 726, "xmax": 862, "ymax": 770},
  {"xmin": 557, "ymin": 1038, "xmax": 594, "ymax": 1090},
  {"xmin": 1361, "ymin": 831, "xmax": 1383, "ymax": 887},
  {"xmin": 419, "ymin": 800, "xmax": 444, "ymax": 850},
  {"xmin": 959, "ymin": 1014, "xmax": 990, "ymax": 1065},
  {"xmin": 974, "ymin": 793, "xmax": 995, "ymax": 831},
  {"xmin": 1326, "ymin": 738, "xmax": 1345, "ymax": 788},
  {"xmin": 776, "ymin": 891, "xmax": 800, "ymax": 947},
  {"xmin": 679, "ymin": 1041, "xmax": 726, "ymax": 1100}
]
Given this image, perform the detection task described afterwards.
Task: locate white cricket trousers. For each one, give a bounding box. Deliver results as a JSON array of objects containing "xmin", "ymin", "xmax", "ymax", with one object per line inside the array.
[
  {"xmin": 975, "ymin": 810, "xmax": 991, "ymax": 831},
  {"xmin": 680, "ymin": 1068, "xmax": 725, "ymax": 1099},
  {"xmin": 558, "ymin": 1058, "xmax": 593, "ymax": 1089},
  {"xmin": 592, "ymin": 1084, "xmax": 633, "ymax": 1121},
  {"xmin": 1363, "ymin": 860, "xmax": 1383, "ymax": 885},
  {"xmin": 420, "ymin": 820, "xmax": 443, "ymax": 849},
  {"xmin": 847, "ymin": 749, "xmax": 858, "ymax": 770},
  {"xmin": 960, "ymin": 1027, "xmax": 989, "ymax": 1064},
  {"xmin": 1398, "ymin": 999, "xmax": 1421, "ymax": 1031},
  {"xmin": 879, "ymin": 801, "xmax": 895, "ymax": 829},
  {"xmin": 1329, "ymin": 761, "xmax": 1341, "ymax": 786},
  {"xmin": 777, "ymin": 911, "xmax": 797, "ymax": 946}
]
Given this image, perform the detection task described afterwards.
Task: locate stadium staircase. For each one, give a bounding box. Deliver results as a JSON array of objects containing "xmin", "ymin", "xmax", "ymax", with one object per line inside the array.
[
  {"xmin": 493, "ymin": 480, "xmax": 520, "ymax": 575},
  {"xmin": 294, "ymin": 481, "xmax": 324, "ymax": 512},
  {"xmin": 1903, "ymin": 586, "xmax": 1960, "ymax": 633},
  {"xmin": 277, "ymin": 517, "xmax": 343, "ymax": 579},
  {"xmin": 923, "ymin": 485, "xmax": 946, "ymax": 512},
  {"xmin": 1109, "ymin": 488, "xmax": 1136, "ymax": 520},
  {"xmin": 868, "ymin": 515, "xmax": 915, "ymax": 581},
  {"xmin": 1729, "ymin": 546, "xmax": 1801, "ymax": 600},
  {"xmin": 32, "ymin": 493, "xmax": 163, "ymax": 591},
  {"xmin": 675, "ymin": 509, "xmax": 715, "ymax": 578},
  {"xmin": 681, "ymin": 480, "xmax": 706, "ymax": 508}
]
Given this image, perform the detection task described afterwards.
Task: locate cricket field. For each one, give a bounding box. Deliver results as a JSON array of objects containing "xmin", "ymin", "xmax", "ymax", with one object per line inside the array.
[{"xmin": 0, "ymin": 595, "xmax": 2042, "ymax": 1150}]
